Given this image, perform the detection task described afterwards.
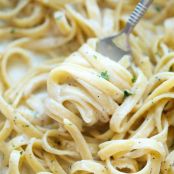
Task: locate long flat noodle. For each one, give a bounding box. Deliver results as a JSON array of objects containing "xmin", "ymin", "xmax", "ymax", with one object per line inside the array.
[
  {"xmin": 9, "ymin": 150, "xmax": 22, "ymax": 174},
  {"xmin": 13, "ymin": 5, "xmax": 44, "ymax": 28},
  {"xmin": 42, "ymin": 130, "xmax": 78, "ymax": 157},
  {"xmin": 0, "ymin": 0, "xmax": 29, "ymax": 19},
  {"xmin": 0, "ymin": 120, "xmax": 13, "ymax": 141},
  {"xmin": 63, "ymin": 119, "xmax": 93, "ymax": 160},
  {"xmin": 25, "ymin": 139, "xmax": 48, "ymax": 173},
  {"xmin": 0, "ymin": 17, "xmax": 50, "ymax": 39},
  {"xmin": 0, "ymin": 0, "xmax": 174, "ymax": 174},
  {"xmin": 36, "ymin": 0, "xmax": 82, "ymax": 9},
  {"xmin": 70, "ymin": 160, "xmax": 107, "ymax": 174},
  {"xmin": 1, "ymin": 47, "xmax": 32, "ymax": 87},
  {"xmin": 99, "ymin": 139, "xmax": 165, "ymax": 174},
  {"xmin": 0, "ymin": 96, "xmax": 42, "ymax": 138},
  {"xmin": 44, "ymin": 153, "xmax": 67, "ymax": 174},
  {"xmin": 110, "ymin": 67, "xmax": 147, "ymax": 133}
]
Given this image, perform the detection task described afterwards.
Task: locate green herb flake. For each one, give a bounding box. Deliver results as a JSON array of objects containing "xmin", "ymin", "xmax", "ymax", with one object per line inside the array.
[
  {"xmin": 23, "ymin": 124, "xmax": 29, "ymax": 128},
  {"xmin": 68, "ymin": 123, "xmax": 73, "ymax": 126},
  {"xmin": 8, "ymin": 100, "xmax": 13, "ymax": 104},
  {"xmin": 154, "ymin": 52, "xmax": 160, "ymax": 57},
  {"xmin": 10, "ymin": 28, "xmax": 16, "ymax": 34},
  {"xmin": 99, "ymin": 71, "xmax": 109, "ymax": 81},
  {"xmin": 124, "ymin": 90, "xmax": 133, "ymax": 98},
  {"xmin": 131, "ymin": 76, "xmax": 137, "ymax": 83},
  {"xmin": 93, "ymin": 55, "xmax": 97, "ymax": 59},
  {"xmin": 155, "ymin": 6, "xmax": 162, "ymax": 12}
]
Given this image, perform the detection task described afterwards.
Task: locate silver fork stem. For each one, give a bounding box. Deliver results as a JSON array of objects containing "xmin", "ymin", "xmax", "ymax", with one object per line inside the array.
[{"xmin": 124, "ymin": 0, "xmax": 153, "ymax": 34}]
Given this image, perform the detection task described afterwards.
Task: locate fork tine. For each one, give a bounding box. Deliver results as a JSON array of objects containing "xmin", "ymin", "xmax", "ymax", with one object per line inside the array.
[
  {"xmin": 97, "ymin": 39, "xmax": 130, "ymax": 61},
  {"xmin": 96, "ymin": 0, "xmax": 153, "ymax": 61}
]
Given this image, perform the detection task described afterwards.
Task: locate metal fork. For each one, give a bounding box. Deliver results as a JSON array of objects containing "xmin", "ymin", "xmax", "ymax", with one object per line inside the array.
[{"xmin": 96, "ymin": 0, "xmax": 153, "ymax": 61}]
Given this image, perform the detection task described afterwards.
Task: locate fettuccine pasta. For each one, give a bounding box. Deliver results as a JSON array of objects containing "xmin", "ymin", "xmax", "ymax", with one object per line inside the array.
[{"xmin": 0, "ymin": 0, "xmax": 174, "ymax": 174}]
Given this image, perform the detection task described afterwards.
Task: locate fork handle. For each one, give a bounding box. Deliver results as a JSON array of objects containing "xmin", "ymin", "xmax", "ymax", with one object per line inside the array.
[{"xmin": 124, "ymin": 0, "xmax": 153, "ymax": 34}]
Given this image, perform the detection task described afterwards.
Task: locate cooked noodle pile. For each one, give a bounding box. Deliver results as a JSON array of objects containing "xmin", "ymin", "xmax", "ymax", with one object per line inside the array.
[{"xmin": 0, "ymin": 0, "xmax": 174, "ymax": 174}]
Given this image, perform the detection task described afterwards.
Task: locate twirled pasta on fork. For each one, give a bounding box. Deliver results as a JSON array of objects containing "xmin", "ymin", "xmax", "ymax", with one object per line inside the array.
[{"xmin": 0, "ymin": 0, "xmax": 174, "ymax": 174}]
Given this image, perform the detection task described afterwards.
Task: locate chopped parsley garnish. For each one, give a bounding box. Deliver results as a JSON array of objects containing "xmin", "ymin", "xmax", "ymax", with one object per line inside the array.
[
  {"xmin": 10, "ymin": 28, "xmax": 16, "ymax": 34},
  {"xmin": 99, "ymin": 71, "xmax": 109, "ymax": 81},
  {"xmin": 67, "ymin": 122, "xmax": 73, "ymax": 126},
  {"xmin": 131, "ymin": 76, "xmax": 137, "ymax": 83},
  {"xmin": 23, "ymin": 124, "xmax": 29, "ymax": 128},
  {"xmin": 93, "ymin": 55, "xmax": 97, "ymax": 59},
  {"xmin": 124, "ymin": 90, "xmax": 133, "ymax": 98},
  {"xmin": 8, "ymin": 101, "xmax": 13, "ymax": 104},
  {"xmin": 155, "ymin": 6, "xmax": 162, "ymax": 12},
  {"xmin": 155, "ymin": 52, "xmax": 160, "ymax": 57}
]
